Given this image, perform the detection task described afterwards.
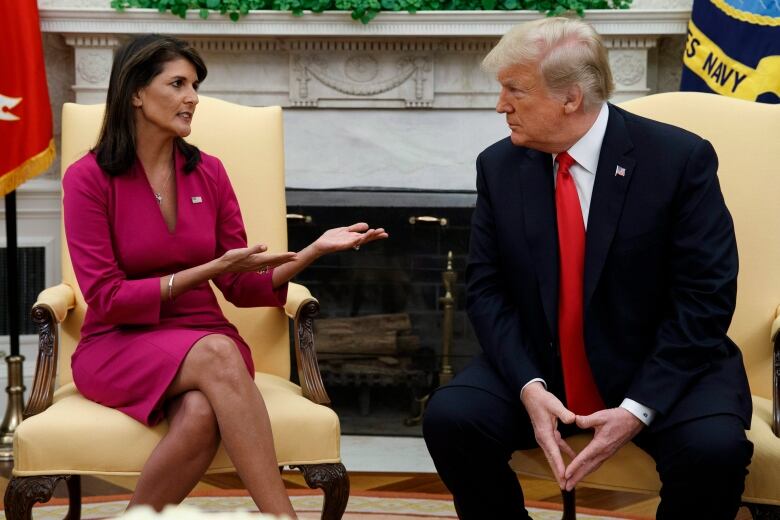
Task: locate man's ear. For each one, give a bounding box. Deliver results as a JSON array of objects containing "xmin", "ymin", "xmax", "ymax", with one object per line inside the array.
[{"xmin": 562, "ymin": 84, "xmax": 584, "ymax": 114}]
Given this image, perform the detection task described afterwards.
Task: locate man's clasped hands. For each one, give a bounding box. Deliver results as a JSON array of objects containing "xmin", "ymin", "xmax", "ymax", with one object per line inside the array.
[{"xmin": 520, "ymin": 382, "xmax": 645, "ymax": 492}]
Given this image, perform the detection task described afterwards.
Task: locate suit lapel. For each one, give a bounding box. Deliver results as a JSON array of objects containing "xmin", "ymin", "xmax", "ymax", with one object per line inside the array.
[
  {"xmin": 584, "ymin": 104, "xmax": 636, "ymax": 309},
  {"xmin": 519, "ymin": 148, "xmax": 558, "ymax": 336}
]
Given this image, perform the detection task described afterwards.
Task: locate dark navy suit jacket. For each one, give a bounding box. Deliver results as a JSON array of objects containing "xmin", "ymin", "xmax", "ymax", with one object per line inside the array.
[{"xmin": 465, "ymin": 103, "xmax": 752, "ymax": 432}]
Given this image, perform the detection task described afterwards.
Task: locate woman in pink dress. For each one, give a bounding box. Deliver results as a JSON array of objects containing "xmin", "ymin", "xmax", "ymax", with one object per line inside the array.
[{"xmin": 63, "ymin": 34, "xmax": 387, "ymax": 518}]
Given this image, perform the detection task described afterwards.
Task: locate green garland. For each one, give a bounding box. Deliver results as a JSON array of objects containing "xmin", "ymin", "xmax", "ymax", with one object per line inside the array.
[{"xmin": 110, "ymin": 0, "xmax": 631, "ymax": 25}]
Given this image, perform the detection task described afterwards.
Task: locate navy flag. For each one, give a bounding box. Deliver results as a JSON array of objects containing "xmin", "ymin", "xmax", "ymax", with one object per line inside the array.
[{"xmin": 681, "ymin": 0, "xmax": 780, "ymax": 103}]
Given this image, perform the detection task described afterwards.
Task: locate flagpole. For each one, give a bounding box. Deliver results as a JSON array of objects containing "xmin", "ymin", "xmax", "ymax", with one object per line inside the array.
[
  {"xmin": 0, "ymin": 191, "xmax": 26, "ymax": 460},
  {"xmin": 0, "ymin": 0, "xmax": 55, "ymax": 461},
  {"xmin": 4, "ymin": 192, "xmax": 20, "ymax": 359}
]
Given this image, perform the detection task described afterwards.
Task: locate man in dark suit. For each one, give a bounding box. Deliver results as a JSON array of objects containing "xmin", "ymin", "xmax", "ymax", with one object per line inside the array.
[{"xmin": 422, "ymin": 17, "xmax": 753, "ymax": 519}]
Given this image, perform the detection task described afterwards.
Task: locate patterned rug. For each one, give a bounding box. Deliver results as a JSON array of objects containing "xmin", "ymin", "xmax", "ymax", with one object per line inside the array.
[{"xmin": 16, "ymin": 490, "xmax": 650, "ymax": 520}]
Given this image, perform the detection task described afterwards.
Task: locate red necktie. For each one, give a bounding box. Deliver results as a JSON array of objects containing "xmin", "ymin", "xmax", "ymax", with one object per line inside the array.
[{"xmin": 555, "ymin": 151, "xmax": 604, "ymax": 416}]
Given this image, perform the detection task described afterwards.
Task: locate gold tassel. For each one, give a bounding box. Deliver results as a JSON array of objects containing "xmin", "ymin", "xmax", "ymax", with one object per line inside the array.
[{"xmin": 0, "ymin": 139, "xmax": 57, "ymax": 197}]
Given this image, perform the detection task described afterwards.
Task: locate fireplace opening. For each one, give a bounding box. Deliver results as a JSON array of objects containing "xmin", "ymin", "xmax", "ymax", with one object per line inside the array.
[{"xmin": 286, "ymin": 188, "xmax": 479, "ymax": 437}]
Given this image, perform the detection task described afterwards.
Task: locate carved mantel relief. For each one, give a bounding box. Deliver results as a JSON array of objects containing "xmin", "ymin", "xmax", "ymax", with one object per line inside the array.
[
  {"xmin": 64, "ymin": 36, "xmax": 119, "ymax": 103},
  {"xmin": 290, "ymin": 43, "xmax": 434, "ymax": 107}
]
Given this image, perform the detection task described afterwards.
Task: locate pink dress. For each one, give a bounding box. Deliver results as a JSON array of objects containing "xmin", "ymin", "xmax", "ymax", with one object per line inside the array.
[{"xmin": 63, "ymin": 149, "xmax": 287, "ymax": 426}]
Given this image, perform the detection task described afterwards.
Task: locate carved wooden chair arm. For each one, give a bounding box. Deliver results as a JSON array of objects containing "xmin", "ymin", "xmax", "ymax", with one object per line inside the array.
[
  {"xmin": 285, "ymin": 282, "xmax": 331, "ymax": 406},
  {"xmin": 772, "ymin": 305, "xmax": 780, "ymax": 437},
  {"xmin": 26, "ymin": 284, "xmax": 77, "ymax": 419}
]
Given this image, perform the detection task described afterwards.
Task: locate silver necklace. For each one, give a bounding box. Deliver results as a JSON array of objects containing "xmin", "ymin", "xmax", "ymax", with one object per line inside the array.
[{"xmin": 153, "ymin": 167, "xmax": 174, "ymax": 205}]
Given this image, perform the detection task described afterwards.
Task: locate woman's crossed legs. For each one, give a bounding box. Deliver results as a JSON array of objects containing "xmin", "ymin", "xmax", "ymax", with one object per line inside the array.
[{"xmin": 129, "ymin": 334, "xmax": 296, "ymax": 518}]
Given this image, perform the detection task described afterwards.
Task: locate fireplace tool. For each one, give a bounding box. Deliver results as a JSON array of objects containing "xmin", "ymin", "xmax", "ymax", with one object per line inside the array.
[{"xmin": 405, "ymin": 251, "xmax": 457, "ymax": 426}]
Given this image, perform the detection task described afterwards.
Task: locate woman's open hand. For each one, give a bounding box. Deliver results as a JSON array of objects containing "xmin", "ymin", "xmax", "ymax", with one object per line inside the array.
[
  {"xmin": 218, "ymin": 244, "xmax": 297, "ymax": 274},
  {"xmin": 312, "ymin": 223, "xmax": 388, "ymax": 255}
]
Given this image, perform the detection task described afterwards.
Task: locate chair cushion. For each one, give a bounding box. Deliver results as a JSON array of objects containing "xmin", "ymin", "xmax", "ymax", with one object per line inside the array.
[
  {"xmin": 510, "ymin": 396, "xmax": 780, "ymax": 505},
  {"xmin": 744, "ymin": 396, "xmax": 780, "ymax": 505},
  {"xmin": 13, "ymin": 372, "xmax": 340, "ymax": 476}
]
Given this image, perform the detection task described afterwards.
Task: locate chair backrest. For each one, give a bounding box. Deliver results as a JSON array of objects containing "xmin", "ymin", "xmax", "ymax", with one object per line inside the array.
[
  {"xmin": 619, "ymin": 92, "xmax": 780, "ymax": 400},
  {"xmin": 58, "ymin": 97, "xmax": 291, "ymax": 387}
]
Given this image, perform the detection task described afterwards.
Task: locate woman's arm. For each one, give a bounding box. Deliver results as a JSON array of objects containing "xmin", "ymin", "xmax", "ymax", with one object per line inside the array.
[
  {"xmin": 162, "ymin": 245, "xmax": 295, "ymax": 300},
  {"xmin": 270, "ymin": 223, "xmax": 388, "ymax": 288},
  {"xmin": 209, "ymin": 159, "xmax": 387, "ymax": 306}
]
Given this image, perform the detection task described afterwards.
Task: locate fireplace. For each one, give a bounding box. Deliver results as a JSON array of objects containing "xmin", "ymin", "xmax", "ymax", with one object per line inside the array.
[{"xmin": 286, "ymin": 188, "xmax": 478, "ymax": 436}]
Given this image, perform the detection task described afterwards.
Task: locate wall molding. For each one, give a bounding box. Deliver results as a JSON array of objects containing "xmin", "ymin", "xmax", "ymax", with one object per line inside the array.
[{"xmin": 0, "ymin": 180, "xmax": 61, "ymax": 219}]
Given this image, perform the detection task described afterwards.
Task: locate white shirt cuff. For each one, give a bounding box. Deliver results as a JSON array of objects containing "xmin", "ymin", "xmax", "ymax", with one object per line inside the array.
[
  {"xmin": 620, "ymin": 398, "xmax": 656, "ymax": 426},
  {"xmin": 520, "ymin": 378, "xmax": 547, "ymax": 396}
]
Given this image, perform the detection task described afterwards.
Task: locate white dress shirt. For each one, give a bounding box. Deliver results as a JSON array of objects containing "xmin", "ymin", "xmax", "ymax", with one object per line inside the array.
[{"xmin": 521, "ymin": 102, "xmax": 657, "ymax": 427}]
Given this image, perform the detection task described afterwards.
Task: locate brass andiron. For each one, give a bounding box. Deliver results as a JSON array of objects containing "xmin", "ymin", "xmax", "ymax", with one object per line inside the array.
[
  {"xmin": 404, "ymin": 251, "xmax": 458, "ymax": 426},
  {"xmin": 439, "ymin": 251, "xmax": 457, "ymax": 386},
  {"xmin": 0, "ymin": 355, "xmax": 26, "ymax": 460}
]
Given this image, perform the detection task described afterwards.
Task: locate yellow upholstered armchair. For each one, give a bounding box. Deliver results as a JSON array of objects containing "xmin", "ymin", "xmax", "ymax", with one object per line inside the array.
[
  {"xmin": 510, "ymin": 92, "xmax": 780, "ymax": 519},
  {"xmin": 4, "ymin": 97, "xmax": 349, "ymax": 520}
]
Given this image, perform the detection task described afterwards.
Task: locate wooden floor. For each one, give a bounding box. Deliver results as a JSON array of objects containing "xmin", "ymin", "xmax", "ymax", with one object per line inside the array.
[{"xmin": 0, "ymin": 463, "xmax": 753, "ymax": 519}]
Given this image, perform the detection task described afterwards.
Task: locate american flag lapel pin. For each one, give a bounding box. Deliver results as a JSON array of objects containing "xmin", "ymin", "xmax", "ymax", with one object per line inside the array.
[
  {"xmin": 615, "ymin": 165, "xmax": 626, "ymax": 177},
  {"xmin": 191, "ymin": 196, "xmax": 203, "ymax": 204}
]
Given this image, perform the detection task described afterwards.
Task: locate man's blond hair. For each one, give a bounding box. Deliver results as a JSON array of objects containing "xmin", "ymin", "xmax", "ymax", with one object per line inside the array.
[{"xmin": 482, "ymin": 17, "xmax": 614, "ymax": 110}]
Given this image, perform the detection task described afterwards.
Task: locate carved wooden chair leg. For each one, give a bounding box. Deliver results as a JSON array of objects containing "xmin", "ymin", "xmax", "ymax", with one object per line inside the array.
[
  {"xmin": 64, "ymin": 474, "xmax": 82, "ymax": 520},
  {"xmin": 746, "ymin": 502, "xmax": 780, "ymax": 520},
  {"xmin": 561, "ymin": 488, "xmax": 576, "ymax": 520},
  {"xmin": 293, "ymin": 463, "xmax": 350, "ymax": 520},
  {"xmin": 3, "ymin": 475, "xmax": 75, "ymax": 520}
]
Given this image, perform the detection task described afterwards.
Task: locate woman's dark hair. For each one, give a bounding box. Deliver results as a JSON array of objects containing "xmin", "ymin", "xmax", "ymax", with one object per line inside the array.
[{"xmin": 93, "ymin": 34, "xmax": 207, "ymax": 176}]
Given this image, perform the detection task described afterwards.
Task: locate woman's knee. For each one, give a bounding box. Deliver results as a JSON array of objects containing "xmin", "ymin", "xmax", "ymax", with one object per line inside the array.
[
  {"xmin": 175, "ymin": 337, "xmax": 252, "ymax": 398},
  {"xmin": 188, "ymin": 335, "xmax": 248, "ymax": 381},
  {"xmin": 172, "ymin": 391, "xmax": 219, "ymax": 445},
  {"xmin": 178, "ymin": 390, "xmax": 217, "ymax": 424}
]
